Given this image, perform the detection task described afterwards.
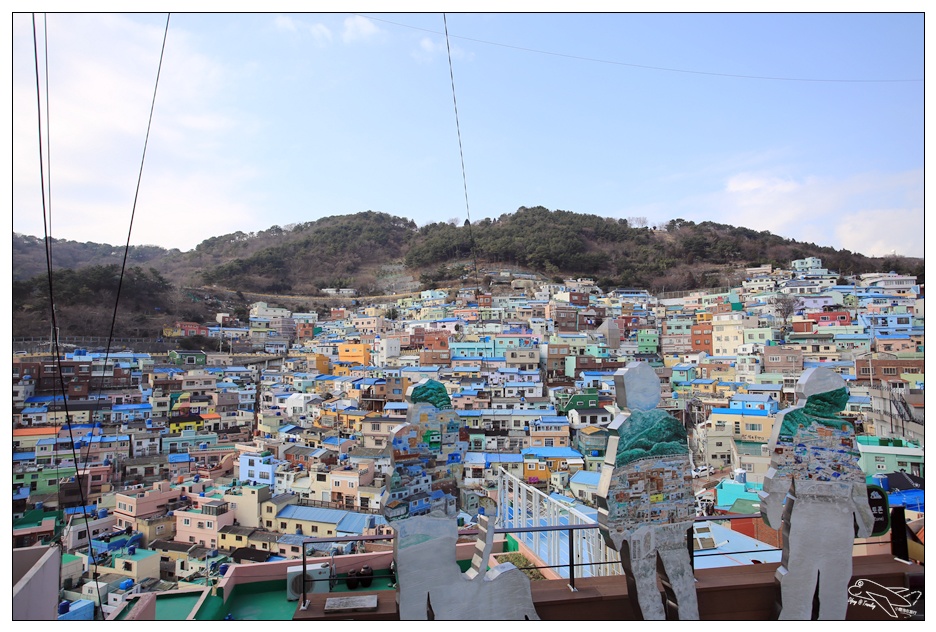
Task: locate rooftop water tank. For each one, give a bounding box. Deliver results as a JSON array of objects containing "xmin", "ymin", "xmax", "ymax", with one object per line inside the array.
[
  {"xmin": 219, "ymin": 563, "xmax": 230, "ymax": 576},
  {"xmin": 199, "ymin": 492, "xmax": 206, "ymax": 497},
  {"xmin": 58, "ymin": 601, "xmax": 71, "ymax": 615},
  {"xmin": 209, "ymin": 549, "xmax": 218, "ymax": 558},
  {"xmin": 120, "ymin": 579, "xmax": 134, "ymax": 591},
  {"xmin": 36, "ymin": 501, "xmax": 44, "ymax": 510},
  {"xmin": 194, "ymin": 474, "xmax": 201, "ymax": 483},
  {"xmin": 98, "ymin": 508, "xmax": 108, "ymax": 519},
  {"xmin": 128, "ymin": 545, "xmax": 136, "ymax": 555}
]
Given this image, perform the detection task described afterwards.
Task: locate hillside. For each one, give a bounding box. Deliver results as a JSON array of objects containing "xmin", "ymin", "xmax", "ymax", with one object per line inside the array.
[{"xmin": 12, "ymin": 206, "xmax": 924, "ymax": 339}]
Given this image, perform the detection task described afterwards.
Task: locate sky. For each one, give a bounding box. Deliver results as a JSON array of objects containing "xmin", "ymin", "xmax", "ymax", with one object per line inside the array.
[{"xmin": 11, "ymin": 8, "xmax": 926, "ymax": 258}]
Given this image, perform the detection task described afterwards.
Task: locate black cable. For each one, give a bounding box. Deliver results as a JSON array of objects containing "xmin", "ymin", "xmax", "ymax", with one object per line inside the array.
[
  {"xmin": 92, "ymin": 14, "xmax": 171, "ymax": 420},
  {"xmin": 442, "ymin": 14, "xmax": 482, "ymax": 301},
  {"xmin": 31, "ymin": 12, "xmax": 104, "ymax": 617}
]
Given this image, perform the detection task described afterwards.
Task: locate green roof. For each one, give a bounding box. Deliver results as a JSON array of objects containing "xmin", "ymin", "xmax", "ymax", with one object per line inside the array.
[{"xmin": 728, "ymin": 498, "xmax": 761, "ymax": 515}]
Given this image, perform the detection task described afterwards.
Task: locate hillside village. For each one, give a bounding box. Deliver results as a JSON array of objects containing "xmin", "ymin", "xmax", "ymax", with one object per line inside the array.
[{"xmin": 12, "ymin": 256, "xmax": 924, "ymax": 620}]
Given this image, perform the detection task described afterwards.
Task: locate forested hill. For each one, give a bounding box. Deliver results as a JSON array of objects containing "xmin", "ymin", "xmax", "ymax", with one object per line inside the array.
[{"xmin": 13, "ymin": 207, "xmax": 923, "ymax": 297}]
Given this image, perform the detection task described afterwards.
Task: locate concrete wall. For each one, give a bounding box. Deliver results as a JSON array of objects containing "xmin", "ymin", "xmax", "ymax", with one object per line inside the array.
[{"xmin": 13, "ymin": 545, "xmax": 61, "ymax": 620}]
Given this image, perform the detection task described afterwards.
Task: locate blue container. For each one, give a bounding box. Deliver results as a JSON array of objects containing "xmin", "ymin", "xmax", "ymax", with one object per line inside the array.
[
  {"xmin": 872, "ymin": 473, "xmax": 889, "ymax": 491},
  {"xmin": 58, "ymin": 601, "xmax": 70, "ymax": 615}
]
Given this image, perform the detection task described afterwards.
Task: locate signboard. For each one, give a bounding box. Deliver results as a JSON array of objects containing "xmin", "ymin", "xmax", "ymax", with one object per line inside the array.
[{"xmin": 864, "ymin": 484, "xmax": 890, "ymax": 537}]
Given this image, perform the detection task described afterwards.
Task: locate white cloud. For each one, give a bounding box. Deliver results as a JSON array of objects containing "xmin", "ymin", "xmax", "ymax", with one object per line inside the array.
[
  {"xmin": 273, "ymin": 14, "xmax": 332, "ymax": 46},
  {"xmin": 725, "ymin": 173, "xmax": 800, "ymax": 194},
  {"xmin": 835, "ymin": 207, "xmax": 924, "ymax": 259},
  {"xmin": 12, "ymin": 14, "xmax": 264, "ymax": 250},
  {"xmin": 342, "ymin": 16, "xmax": 381, "ymax": 44},
  {"xmin": 273, "ymin": 15, "xmax": 298, "ymax": 32},
  {"xmin": 675, "ymin": 168, "xmax": 924, "ymax": 258}
]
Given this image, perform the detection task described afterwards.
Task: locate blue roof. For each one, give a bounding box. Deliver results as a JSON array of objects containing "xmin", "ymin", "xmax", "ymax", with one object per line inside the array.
[
  {"xmin": 336, "ymin": 512, "xmax": 388, "ymax": 535},
  {"xmin": 521, "ymin": 447, "xmax": 584, "ymax": 458},
  {"xmin": 13, "ymin": 452, "xmax": 35, "ymax": 461},
  {"xmin": 278, "ymin": 504, "xmax": 349, "ymax": 524},
  {"xmin": 64, "ymin": 505, "xmax": 98, "ymax": 516},
  {"xmin": 168, "ymin": 453, "xmax": 193, "ymax": 463},
  {"xmin": 21, "ymin": 407, "xmax": 48, "ymax": 414},
  {"xmin": 484, "ymin": 453, "xmax": 525, "ymax": 465},
  {"xmin": 534, "ymin": 416, "xmax": 569, "ymax": 426},
  {"xmin": 570, "ymin": 470, "xmax": 601, "ymax": 486},
  {"xmin": 888, "ymin": 489, "xmax": 924, "ymax": 513},
  {"xmin": 322, "ymin": 436, "xmax": 351, "ymax": 447},
  {"xmin": 731, "ymin": 394, "xmax": 774, "ymax": 402}
]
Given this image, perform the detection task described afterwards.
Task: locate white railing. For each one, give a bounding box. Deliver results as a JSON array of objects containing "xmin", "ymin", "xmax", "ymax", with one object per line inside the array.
[{"xmin": 495, "ymin": 467, "xmax": 622, "ymax": 579}]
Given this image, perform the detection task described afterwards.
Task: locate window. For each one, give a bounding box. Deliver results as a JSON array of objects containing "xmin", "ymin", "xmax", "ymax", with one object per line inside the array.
[
  {"xmin": 280, "ymin": 522, "xmax": 287, "ymax": 529},
  {"xmin": 206, "ymin": 521, "xmax": 213, "ymax": 528},
  {"xmin": 266, "ymin": 520, "xmax": 273, "ymax": 528},
  {"xmin": 874, "ymin": 456, "xmax": 886, "ymax": 463},
  {"xmin": 745, "ymin": 423, "xmax": 763, "ymax": 432},
  {"xmin": 882, "ymin": 367, "xmax": 898, "ymax": 376},
  {"xmin": 860, "ymin": 367, "xmax": 871, "ymax": 375},
  {"xmin": 183, "ymin": 518, "xmax": 190, "ymax": 526}
]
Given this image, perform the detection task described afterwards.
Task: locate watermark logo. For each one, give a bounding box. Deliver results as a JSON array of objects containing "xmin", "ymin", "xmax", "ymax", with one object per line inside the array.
[{"xmin": 848, "ymin": 579, "xmax": 921, "ymax": 618}]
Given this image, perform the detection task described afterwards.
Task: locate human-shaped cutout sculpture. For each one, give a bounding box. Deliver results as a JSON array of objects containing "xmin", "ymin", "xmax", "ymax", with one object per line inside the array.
[
  {"xmin": 759, "ymin": 368, "xmax": 873, "ymax": 620},
  {"xmin": 597, "ymin": 361, "xmax": 699, "ymax": 620},
  {"xmin": 382, "ymin": 379, "xmax": 539, "ymax": 620}
]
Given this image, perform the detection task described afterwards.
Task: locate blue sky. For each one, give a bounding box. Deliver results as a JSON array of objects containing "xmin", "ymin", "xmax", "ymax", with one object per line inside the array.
[{"xmin": 12, "ymin": 10, "xmax": 925, "ymax": 258}]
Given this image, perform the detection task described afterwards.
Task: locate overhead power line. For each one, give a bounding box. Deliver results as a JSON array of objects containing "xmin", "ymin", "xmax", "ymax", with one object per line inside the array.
[{"xmin": 358, "ymin": 13, "xmax": 923, "ymax": 84}]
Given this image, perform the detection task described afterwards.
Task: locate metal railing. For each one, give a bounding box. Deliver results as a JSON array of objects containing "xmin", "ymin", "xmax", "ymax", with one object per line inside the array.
[{"xmin": 289, "ymin": 503, "xmax": 912, "ymax": 606}]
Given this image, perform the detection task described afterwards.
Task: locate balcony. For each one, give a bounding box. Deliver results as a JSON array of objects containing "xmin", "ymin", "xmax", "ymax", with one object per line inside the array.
[{"xmin": 95, "ymin": 516, "xmax": 922, "ymax": 622}]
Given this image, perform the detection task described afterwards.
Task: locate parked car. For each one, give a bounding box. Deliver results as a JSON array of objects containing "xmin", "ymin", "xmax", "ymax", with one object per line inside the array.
[{"xmin": 692, "ymin": 465, "xmax": 713, "ymax": 478}]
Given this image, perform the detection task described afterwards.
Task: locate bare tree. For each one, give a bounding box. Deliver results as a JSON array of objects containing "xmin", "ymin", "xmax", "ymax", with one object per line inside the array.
[{"xmin": 769, "ymin": 293, "xmax": 802, "ymax": 335}]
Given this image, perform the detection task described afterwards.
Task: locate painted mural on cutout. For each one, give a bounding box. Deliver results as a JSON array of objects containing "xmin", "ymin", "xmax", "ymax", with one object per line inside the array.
[
  {"xmin": 760, "ymin": 368, "xmax": 874, "ymax": 620},
  {"xmin": 382, "ymin": 379, "xmax": 539, "ymax": 620},
  {"xmin": 597, "ymin": 361, "xmax": 699, "ymax": 620}
]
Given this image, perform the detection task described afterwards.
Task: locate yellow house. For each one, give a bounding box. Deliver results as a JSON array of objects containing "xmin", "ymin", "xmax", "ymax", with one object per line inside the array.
[
  {"xmin": 338, "ymin": 342, "xmax": 371, "ymax": 366},
  {"xmin": 168, "ymin": 416, "xmax": 203, "ymax": 433},
  {"xmin": 706, "ymin": 410, "xmax": 777, "ymax": 443},
  {"xmin": 523, "ymin": 459, "xmax": 551, "ymax": 483}
]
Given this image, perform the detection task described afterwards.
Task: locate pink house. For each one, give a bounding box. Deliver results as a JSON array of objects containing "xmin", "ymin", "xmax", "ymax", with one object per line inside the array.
[
  {"xmin": 174, "ymin": 498, "xmax": 235, "ymax": 549},
  {"xmin": 328, "ymin": 461, "xmax": 376, "ymax": 511},
  {"xmin": 113, "ymin": 480, "xmax": 184, "ymax": 532}
]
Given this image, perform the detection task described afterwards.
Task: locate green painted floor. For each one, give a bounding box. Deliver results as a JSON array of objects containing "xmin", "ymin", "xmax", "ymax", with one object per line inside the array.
[{"xmin": 196, "ymin": 570, "xmax": 401, "ymax": 621}]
